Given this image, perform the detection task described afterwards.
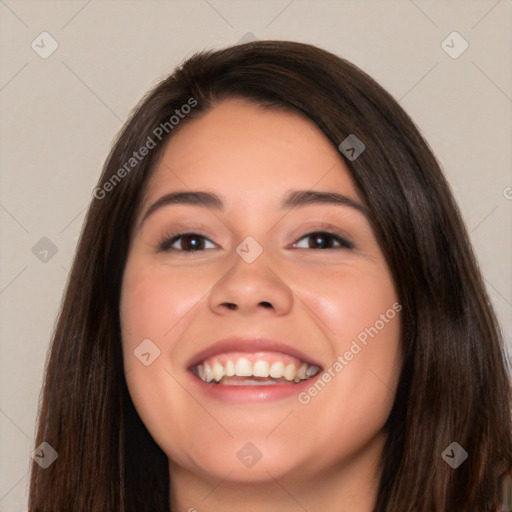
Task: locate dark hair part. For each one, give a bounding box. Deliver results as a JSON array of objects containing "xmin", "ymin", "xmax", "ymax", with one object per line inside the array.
[{"xmin": 29, "ymin": 40, "xmax": 511, "ymax": 511}]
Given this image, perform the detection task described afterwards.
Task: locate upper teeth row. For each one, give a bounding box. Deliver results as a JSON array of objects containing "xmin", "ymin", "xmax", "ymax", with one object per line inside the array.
[{"xmin": 196, "ymin": 358, "xmax": 320, "ymax": 383}]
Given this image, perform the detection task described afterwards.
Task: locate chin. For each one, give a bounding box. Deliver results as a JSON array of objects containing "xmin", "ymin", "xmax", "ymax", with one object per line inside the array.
[{"xmin": 171, "ymin": 435, "xmax": 320, "ymax": 484}]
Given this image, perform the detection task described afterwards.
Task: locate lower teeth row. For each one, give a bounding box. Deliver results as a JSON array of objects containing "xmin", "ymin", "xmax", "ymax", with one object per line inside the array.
[{"xmin": 214, "ymin": 378, "xmax": 284, "ymax": 386}]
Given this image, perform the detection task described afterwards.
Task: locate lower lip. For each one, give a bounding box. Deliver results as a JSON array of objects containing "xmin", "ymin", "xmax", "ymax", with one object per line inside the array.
[{"xmin": 188, "ymin": 372, "xmax": 317, "ymax": 403}]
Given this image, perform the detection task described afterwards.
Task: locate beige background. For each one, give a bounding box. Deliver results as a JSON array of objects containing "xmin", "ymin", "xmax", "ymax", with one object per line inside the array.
[{"xmin": 1, "ymin": 1, "xmax": 511, "ymax": 510}]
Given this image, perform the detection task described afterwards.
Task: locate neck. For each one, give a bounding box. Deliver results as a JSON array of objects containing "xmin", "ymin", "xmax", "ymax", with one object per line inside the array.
[{"xmin": 168, "ymin": 431, "xmax": 385, "ymax": 512}]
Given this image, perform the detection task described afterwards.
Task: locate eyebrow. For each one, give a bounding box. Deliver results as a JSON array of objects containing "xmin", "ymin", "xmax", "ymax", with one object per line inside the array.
[{"xmin": 138, "ymin": 189, "xmax": 369, "ymax": 229}]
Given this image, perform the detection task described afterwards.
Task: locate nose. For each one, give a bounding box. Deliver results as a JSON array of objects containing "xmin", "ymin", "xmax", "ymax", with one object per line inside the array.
[{"xmin": 207, "ymin": 251, "xmax": 294, "ymax": 316}]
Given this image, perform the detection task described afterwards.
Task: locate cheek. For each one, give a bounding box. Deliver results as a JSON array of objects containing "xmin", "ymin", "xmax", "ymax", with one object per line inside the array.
[
  {"xmin": 119, "ymin": 261, "xmax": 221, "ymax": 467},
  {"xmin": 292, "ymin": 263, "xmax": 402, "ymax": 443},
  {"xmin": 120, "ymin": 261, "xmax": 210, "ymax": 343},
  {"xmin": 119, "ymin": 261, "xmax": 195, "ymax": 413},
  {"xmin": 321, "ymin": 264, "xmax": 402, "ymax": 389},
  {"xmin": 297, "ymin": 261, "xmax": 400, "ymax": 344}
]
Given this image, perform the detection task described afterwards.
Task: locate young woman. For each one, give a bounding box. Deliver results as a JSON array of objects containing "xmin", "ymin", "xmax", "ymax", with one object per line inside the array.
[{"xmin": 29, "ymin": 40, "xmax": 511, "ymax": 511}]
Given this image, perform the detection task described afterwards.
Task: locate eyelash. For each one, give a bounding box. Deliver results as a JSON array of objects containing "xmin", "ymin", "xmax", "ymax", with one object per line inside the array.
[{"xmin": 157, "ymin": 230, "xmax": 354, "ymax": 252}]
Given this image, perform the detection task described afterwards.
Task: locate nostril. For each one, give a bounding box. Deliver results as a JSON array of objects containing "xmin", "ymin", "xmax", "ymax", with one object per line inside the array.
[{"xmin": 221, "ymin": 301, "xmax": 273, "ymax": 310}]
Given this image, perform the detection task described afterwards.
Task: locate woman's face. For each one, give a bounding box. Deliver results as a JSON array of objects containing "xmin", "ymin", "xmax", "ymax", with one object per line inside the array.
[{"xmin": 120, "ymin": 98, "xmax": 402, "ymax": 489}]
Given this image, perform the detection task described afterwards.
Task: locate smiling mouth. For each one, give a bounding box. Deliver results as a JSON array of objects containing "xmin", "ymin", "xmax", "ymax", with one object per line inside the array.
[{"xmin": 191, "ymin": 352, "xmax": 322, "ymax": 385}]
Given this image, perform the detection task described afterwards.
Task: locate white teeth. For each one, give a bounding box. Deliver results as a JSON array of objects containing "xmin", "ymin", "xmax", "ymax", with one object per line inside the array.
[
  {"xmin": 203, "ymin": 362, "xmax": 214, "ymax": 383},
  {"xmin": 283, "ymin": 363, "xmax": 296, "ymax": 381},
  {"xmin": 269, "ymin": 362, "xmax": 285, "ymax": 379},
  {"xmin": 253, "ymin": 360, "xmax": 270, "ymax": 377},
  {"xmin": 225, "ymin": 359, "xmax": 235, "ymax": 377},
  {"xmin": 235, "ymin": 358, "xmax": 252, "ymax": 377},
  {"xmin": 212, "ymin": 361, "xmax": 224, "ymax": 382},
  {"xmin": 195, "ymin": 357, "xmax": 321, "ymax": 384}
]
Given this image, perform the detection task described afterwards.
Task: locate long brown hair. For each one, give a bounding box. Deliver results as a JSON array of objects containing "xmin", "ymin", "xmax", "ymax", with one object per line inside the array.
[{"xmin": 29, "ymin": 40, "xmax": 512, "ymax": 511}]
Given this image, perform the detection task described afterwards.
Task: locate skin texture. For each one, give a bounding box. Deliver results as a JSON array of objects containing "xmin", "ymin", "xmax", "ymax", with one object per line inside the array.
[{"xmin": 120, "ymin": 99, "xmax": 403, "ymax": 512}]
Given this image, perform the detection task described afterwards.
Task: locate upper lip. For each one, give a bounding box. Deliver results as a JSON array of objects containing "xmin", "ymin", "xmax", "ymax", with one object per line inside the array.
[{"xmin": 187, "ymin": 336, "xmax": 323, "ymax": 370}]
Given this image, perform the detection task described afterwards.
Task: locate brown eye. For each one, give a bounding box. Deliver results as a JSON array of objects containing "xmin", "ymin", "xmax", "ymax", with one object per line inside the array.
[
  {"xmin": 159, "ymin": 233, "xmax": 216, "ymax": 252},
  {"xmin": 294, "ymin": 231, "xmax": 353, "ymax": 250}
]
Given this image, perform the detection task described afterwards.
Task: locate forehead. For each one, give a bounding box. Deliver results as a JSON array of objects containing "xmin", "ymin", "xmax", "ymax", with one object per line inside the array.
[{"xmin": 143, "ymin": 98, "xmax": 361, "ymax": 205}]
